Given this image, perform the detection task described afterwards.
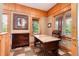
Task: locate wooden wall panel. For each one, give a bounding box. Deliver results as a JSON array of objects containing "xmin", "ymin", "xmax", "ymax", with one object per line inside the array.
[
  {"xmin": 0, "ymin": 34, "xmax": 4, "ymax": 56},
  {"xmin": 3, "ymin": 4, "xmax": 9, "ymax": 10},
  {"xmin": 0, "ymin": 35, "xmax": 2, "ymax": 55},
  {"xmin": 47, "ymin": 3, "xmax": 71, "ymax": 16},
  {"xmin": 3, "ymin": 3, "xmax": 47, "ymax": 17},
  {"xmin": 2, "ymin": 3, "xmax": 77, "ymax": 56},
  {"xmin": 47, "ymin": 3, "xmax": 77, "ymax": 56},
  {"xmin": 0, "ymin": 33, "xmax": 10, "ymax": 56},
  {"xmin": 30, "ymin": 8, "xmax": 47, "ymax": 17},
  {"xmin": 3, "ymin": 3, "xmax": 47, "ymax": 35},
  {"xmin": 71, "ymin": 3, "xmax": 77, "ymax": 56},
  {"xmin": 3, "ymin": 3, "xmax": 15, "ymax": 11},
  {"xmin": 3, "ymin": 3, "xmax": 48, "ymax": 49},
  {"xmin": 47, "ymin": 3, "xmax": 71, "ymax": 36}
]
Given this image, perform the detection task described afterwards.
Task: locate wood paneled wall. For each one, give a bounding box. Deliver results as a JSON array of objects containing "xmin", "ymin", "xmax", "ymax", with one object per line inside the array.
[
  {"xmin": 2, "ymin": 3, "xmax": 77, "ymax": 56},
  {"xmin": 47, "ymin": 3, "xmax": 71, "ymax": 16},
  {"xmin": 3, "ymin": 3, "xmax": 47, "ymax": 17},
  {"xmin": 47, "ymin": 3, "xmax": 77, "ymax": 55},
  {"xmin": 71, "ymin": 3, "xmax": 77, "ymax": 56},
  {"xmin": 3, "ymin": 3, "xmax": 47, "ymax": 35},
  {"xmin": 47, "ymin": 3, "xmax": 71, "ymax": 35},
  {"xmin": 0, "ymin": 33, "xmax": 10, "ymax": 56},
  {"xmin": 3, "ymin": 3, "xmax": 71, "ymax": 35},
  {"xmin": 3, "ymin": 3, "xmax": 48, "ymax": 50}
]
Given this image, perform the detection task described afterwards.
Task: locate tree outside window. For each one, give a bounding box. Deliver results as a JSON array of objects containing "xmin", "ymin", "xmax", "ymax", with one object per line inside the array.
[
  {"xmin": 2, "ymin": 14, "xmax": 8, "ymax": 32},
  {"xmin": 33, "ymin": 19, "xmax": 40, "ymax": 34},
  {"xmin": 55, "ymin": 11, "xmax": 71, "ymax": 37},
  {"xmin": 62, "ymin": 11, "xmax": 72, "ymax": 37}
]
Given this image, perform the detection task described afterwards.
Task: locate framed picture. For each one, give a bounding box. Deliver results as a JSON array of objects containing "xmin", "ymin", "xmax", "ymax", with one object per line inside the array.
[
  {"xmin": 48, "ymin": 23, "xmax": 51, "ymax": 28},
  {"xmin": 13, "ymin": 13, "xmax": 28, "ymax": 30}
]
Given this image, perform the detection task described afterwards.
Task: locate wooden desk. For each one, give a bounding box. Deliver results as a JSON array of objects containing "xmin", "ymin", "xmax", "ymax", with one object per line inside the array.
[{"xmin": 34, "ymin": 35, "xmax": 60, "ymax": 56}]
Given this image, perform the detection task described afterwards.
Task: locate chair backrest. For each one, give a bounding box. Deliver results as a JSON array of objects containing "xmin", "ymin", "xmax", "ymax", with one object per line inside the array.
[{"xmin": 52, "ymin": 30, "xmax": 61, "ymax": 38}]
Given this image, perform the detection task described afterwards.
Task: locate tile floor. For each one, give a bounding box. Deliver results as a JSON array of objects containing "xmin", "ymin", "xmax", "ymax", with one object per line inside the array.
[{"xmin": 10, "ymin": 46, "xmax": 71, "ymax": 56}]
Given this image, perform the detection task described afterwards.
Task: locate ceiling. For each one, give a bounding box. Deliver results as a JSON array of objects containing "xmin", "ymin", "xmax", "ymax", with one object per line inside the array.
[{"xmin": 19, "ymin": 3, "xmax": 56, "ymax": 11}]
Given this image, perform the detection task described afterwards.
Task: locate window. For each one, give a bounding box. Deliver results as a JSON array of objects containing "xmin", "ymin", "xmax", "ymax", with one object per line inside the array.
[
  {"xmin": 62, "ymin": 11, "xmax": 72, "ymax": 37},
  {"xmin": 32, "ymin": 19, "xmax": 40, "ymax": 34},
  {"xmin": 2, "ymin": 14, "xmax": 8, "ymax": 32},
  {"xmin": 55, "ymin": 11, "xmax": 71, "ymax": 37},
  {"xmin": 55, "ymin": 16, "xmax": 59, "ymax": 30},
  {"xmin": 55, "ymin": 15, "xmax": 63, "ymax": 31}
]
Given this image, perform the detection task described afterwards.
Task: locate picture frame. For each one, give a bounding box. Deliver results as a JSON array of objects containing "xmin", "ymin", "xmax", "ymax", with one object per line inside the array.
[
  {"xmin": 48, "ymin": 23, "xmax": 51, "ymax": 28},
  {"xmin": 13, "ymin": 13, "xmax": 28, "ymax": 30}
]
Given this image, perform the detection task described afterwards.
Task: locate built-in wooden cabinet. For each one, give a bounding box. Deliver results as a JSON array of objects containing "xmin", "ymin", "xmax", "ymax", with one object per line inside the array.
[{"xmin": 12, "ymin": 33, "xmax": 29, "ymax": 49}]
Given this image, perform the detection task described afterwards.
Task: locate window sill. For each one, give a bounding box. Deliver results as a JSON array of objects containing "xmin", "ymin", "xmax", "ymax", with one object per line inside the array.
[
  {"xmin": 0, "ymin": 32, "xmax": 8, "ymax": 35},
  {"xmin": 61, "ymin": 35, "xmax": 77, "ymax": 40}
]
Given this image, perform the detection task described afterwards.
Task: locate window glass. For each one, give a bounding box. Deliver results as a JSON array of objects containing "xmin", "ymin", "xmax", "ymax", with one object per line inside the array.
[
  {"xmin": 55, "ymin": 11, "xmax": 71, "ymax": 37},
  {"xmin": 55, "ymin": 16, "xmax": 59, "ymax": 30},
  {"xmin": 55, "ymin": 15, "xmax": 63, "ymax": 31},
  {"xmin": 2, "ymin": 14, "xmax": 8, "ymax": 32},
  {"xmin": 33, "ymin": 19, "xmax": 40, "ymax": 34},
  {"xmin": 62, "ymin": 11, "xmax": 72, "ymax": 37}
]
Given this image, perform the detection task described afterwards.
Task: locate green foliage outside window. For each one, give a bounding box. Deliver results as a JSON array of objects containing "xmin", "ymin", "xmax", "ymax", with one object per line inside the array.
[
  {"xmin": 2, "ymin": 14, "xmax": 7, "ymax": 32},
  {"xmin": 33, "ymin": 20, "xmax": 39, "ymax": 34},
  {"xmin": 62, "ymin": 18, "xmax": 71, "ymax": 36},
  {"xmin": 55, "ymin": 11, "xmax": 71, "ymax": 37},
  {"xmin": 2, "ymin": 23, "xmax": 7, "ymax": 32},
  {"xmin": 55, "ymin": 17, "xmax": 58, "ymax": 30}
]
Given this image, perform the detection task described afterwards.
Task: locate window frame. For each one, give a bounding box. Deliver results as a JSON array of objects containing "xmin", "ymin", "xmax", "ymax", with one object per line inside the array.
[
  {"xmin": 1, "ymin": 10, "xmax": 10, "ymax": 33},
  {"xmin": 54, "ymin": 10, "xmax": 72, "ymax": 37},
  {"xmin": 32, "ymin": 17, "xmax": 40, "ymax": 35},
  {"xmin": 55, "ymin": 14, "xmax": 63, "ymax": 32},
  {"xmin": 2, "ymin": 13, "xmax": 8, "ymax": 32},
  {"xmin": 62, "ymin": 10, "xmax": 72, "ymax": 37}
]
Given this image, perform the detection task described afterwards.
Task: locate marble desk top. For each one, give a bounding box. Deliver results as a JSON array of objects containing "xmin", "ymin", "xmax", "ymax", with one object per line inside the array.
[{"xmin": 34, "ymin": 35, "xmax": 60, "ymax": 43}]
